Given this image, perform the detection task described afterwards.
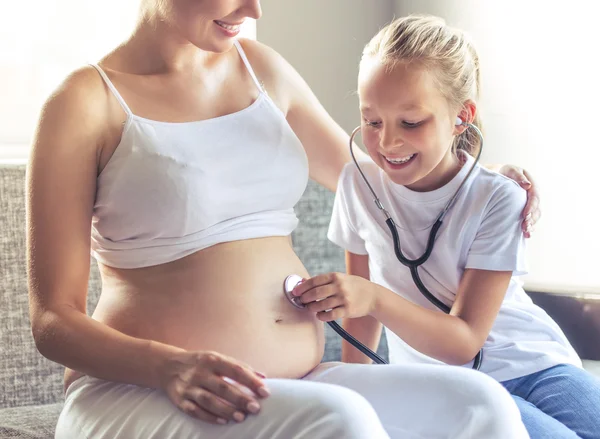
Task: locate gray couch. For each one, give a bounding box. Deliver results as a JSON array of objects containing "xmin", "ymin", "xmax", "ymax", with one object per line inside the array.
[{"xmin": 1, "ymin": 162, "xmax": 598, "ymax": 438}]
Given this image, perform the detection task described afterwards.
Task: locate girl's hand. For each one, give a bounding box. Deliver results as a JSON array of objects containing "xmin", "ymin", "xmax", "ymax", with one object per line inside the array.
[
  {"xmin": 159, "ymin": 350, "xmax": 270, "ymax": 425},
  {"xmin": 292, "ymin": 273, "xmax": 379, "ymax": 321},
  {"xmin": 497, "ymin": 165, "xmax": 540, "ymax": 238}
]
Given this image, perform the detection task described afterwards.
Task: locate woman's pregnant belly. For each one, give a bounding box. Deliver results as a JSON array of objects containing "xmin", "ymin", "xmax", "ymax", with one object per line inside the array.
[{"xmin": 65, "ymin": 237, "xmax": 324, "ymax": 389}]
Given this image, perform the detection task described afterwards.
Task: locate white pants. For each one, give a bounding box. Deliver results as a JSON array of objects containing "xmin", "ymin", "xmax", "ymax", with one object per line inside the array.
[{"xmin": 56, "ymin": 362, "xmax": 529, "ymax": 439}]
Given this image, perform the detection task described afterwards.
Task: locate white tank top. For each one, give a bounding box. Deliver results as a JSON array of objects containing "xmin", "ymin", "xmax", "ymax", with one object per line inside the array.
[{"xmin": 89, "ymin": 41, "xmax": 309, "ymax": 268}]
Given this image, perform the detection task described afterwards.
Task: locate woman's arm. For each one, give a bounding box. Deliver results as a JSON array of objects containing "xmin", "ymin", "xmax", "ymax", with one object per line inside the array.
[
  {"xmin": 371, "ymin": 269, "xmax": 510, "ymax": 365},
  {"xmin": 341, "ymin": 252, "xmax": 383, "ymax": 364},
  {"xmin": 27, "ymin": 68, "xmax": 266, "ymax": 424},
  {"xmin": 237, "ymin": 39, "xmax": 368, "ymax": 192},
  {"xmin": 27, "ymin": 67, "xmax": 179, "ymax": 389},
  {"xmin": 284, "ymin": 72, "xmax": 368, "ymax": 191}
]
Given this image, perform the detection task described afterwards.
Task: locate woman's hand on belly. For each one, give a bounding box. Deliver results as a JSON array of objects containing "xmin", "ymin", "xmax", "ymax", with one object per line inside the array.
[{"xmin": 159, "ymin": 348, "xmax": 271, "ymax": 425}]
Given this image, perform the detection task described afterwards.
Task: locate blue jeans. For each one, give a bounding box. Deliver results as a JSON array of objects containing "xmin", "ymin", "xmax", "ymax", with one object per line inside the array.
[{"xmin": 502, "ymin": 364, "xmax": 600, "ymax": 439}]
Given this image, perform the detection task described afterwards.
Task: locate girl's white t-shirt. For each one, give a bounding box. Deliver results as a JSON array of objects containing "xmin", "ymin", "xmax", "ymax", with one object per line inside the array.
[{"xmin": 328, "ymin": 155, "xmax": 581, "ymax": 382}]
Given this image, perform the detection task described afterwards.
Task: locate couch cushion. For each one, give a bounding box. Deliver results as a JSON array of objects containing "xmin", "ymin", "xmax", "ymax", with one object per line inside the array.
[
  {"xmin": 0, "ymin": 403, "xmax": 61, "ymax": 439},
  {"xmin": 0, "ymin": 165, "xmax": 102, "ymax": 409}
]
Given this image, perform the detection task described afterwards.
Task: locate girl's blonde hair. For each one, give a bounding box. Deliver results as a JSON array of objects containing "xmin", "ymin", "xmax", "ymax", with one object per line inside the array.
[{"xmin": 362, "ymin": 14, "xmax": 482, "ymax": 156}]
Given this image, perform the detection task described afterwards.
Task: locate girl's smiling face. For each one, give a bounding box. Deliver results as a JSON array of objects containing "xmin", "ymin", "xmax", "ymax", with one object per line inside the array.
[{"xmin": 358, "ymin": 58, "xmax": 466, "ymax": 192}]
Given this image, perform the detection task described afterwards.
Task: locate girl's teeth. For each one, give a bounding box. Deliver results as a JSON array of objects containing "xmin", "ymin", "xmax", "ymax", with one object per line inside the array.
[{"xmin": 386, "ymin": 154, "xmax": 414, "ymax": 164}]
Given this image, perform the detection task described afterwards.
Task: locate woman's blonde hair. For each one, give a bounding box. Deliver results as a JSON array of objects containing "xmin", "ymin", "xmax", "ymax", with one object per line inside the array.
[
  {"xmin": 140, "ymin": 0, "xmax": 171, "ymax": 21},
  {"xmin": 362, "ymin": 14, "xmax": 482, "ymax": 156}
]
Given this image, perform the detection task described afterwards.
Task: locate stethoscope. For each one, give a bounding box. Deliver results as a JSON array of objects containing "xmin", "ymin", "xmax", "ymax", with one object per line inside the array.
[{"xmin": 284, "ymin": 117, "xmax": 484, "ymax": 369}]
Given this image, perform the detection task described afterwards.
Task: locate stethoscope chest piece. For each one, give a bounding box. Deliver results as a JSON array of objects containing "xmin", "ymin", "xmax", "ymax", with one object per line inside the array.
[{"xmin": 283, "ymin": 274, "xmax": 305, "ymax": 309}]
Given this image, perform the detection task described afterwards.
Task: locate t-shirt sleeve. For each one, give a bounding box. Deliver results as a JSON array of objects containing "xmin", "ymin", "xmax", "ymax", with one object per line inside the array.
[
  {"xmin": 327, "ymin": 165, "xmax": 368, "ymax": 255},
  {"xmin": 466, "ymin": 181, "xmax": 528, "ymax": 276}
]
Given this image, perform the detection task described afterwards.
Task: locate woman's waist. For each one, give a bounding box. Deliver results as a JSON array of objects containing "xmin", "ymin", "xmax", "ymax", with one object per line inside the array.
[
  {"xmin": 90, "ymin": 237, "xmax": 323, "ymax": 375},
  {"xmin": 93, "ymin": 290, "xmax": 322, "ymax": 347}
]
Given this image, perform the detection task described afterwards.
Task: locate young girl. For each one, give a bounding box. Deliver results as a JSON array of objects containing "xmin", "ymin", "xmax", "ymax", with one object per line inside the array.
[{"xmin": 292, "ymin": 15, "xmax": 600, "ymax": 439}]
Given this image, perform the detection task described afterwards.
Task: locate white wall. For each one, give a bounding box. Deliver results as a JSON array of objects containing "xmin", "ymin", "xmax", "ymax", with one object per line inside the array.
[
  {"xmin": 258, "ymin": 0, "xmax": 393, "ymax": 135},
  {"xmin": 392, "ymin": 0, "xmax": 600, "ymax": 293}
]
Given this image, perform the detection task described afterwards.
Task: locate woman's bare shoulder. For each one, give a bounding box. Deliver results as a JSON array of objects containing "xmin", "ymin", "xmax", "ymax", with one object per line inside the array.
[
  {"xmin": 235, "ymin": 38, "xmax": 302, "ymax": 114},
  {"xmin": 235, "ymin": 38, "xmax": 285, "ymax": 80},
  {"xmin": 45, "ymin": 65, "xmax": 112, "ymax": 117},
  {"xmin": 33, "ymin": 65, "xmax": 117, "ymax": 161}
]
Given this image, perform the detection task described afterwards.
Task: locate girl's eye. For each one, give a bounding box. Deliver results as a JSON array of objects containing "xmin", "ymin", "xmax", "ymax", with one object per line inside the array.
[
  {"xmin": 402, "ymin": 120, "xmax": 423, "ymax": 128},
  {"xmin": 363, "ymin": 118, "xmax": 381, "ymax": 128}
]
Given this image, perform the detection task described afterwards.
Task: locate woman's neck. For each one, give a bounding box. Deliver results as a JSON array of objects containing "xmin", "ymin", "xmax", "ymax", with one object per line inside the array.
[{"xmin": 118, "ymin": 16, "xmax": 217, "ymax": 75}]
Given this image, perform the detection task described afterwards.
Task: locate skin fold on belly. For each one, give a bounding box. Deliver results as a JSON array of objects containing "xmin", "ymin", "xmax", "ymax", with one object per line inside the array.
[{"xmin": 65, "ymin": 237, "xmax": 325, "ymax": 388}]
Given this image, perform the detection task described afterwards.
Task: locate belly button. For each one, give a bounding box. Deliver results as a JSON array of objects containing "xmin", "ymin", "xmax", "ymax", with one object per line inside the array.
[{"xmin": 275, "ymin": 318, "xmax": 283, "ymax": 323}]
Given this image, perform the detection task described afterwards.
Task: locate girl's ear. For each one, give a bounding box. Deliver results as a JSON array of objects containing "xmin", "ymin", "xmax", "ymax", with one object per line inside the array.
[{"xmin": 453, "ymin": 100, "xmax": 477, "ymax": 135}]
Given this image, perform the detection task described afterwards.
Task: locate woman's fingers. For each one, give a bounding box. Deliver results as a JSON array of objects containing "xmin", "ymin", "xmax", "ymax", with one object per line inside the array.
[
  {"xmin": 179, "ymin": 398, "xmax": 228, "ymax": 425},
  {"xmin": 522, "ymin": 169, "xmax": 541, "ymax": 222},
  {"xmin": 500, "ymin": 164, "xmax": 531, "ymax": 188},
  {"xmin": 520, "ymin": 170, "xmax": 540, "ymax": 237},
  {"xmin": 170, "ymin": 352, "xmax": 271, "ymax": 423},
  {"xmin": 204, "ymin": 376, "xmax": 263, "ymax": 416},
  {"xmin": 498, "ymin": 165, "xmax": 541, "ymax": 238},
  {"xmin": 183, "ymin": 388, "xmax": 241, "ymax": 424},
  {"xmin": 210, "ymin": 356, "xmax": 270, "ymax": 400},
  {"xmin": 163, "ymin": 350, "xmax": 270, "ymax": 424}
]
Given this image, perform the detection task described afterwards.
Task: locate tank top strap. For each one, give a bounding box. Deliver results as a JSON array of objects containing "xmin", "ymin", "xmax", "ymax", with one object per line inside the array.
[
  {"xmin": 233, "ymin": 40, "xmax": 265, "ymax": 94},
  {"xmin": 89, "ymin": 63, "xmax": 133, "ymax": 116}
]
